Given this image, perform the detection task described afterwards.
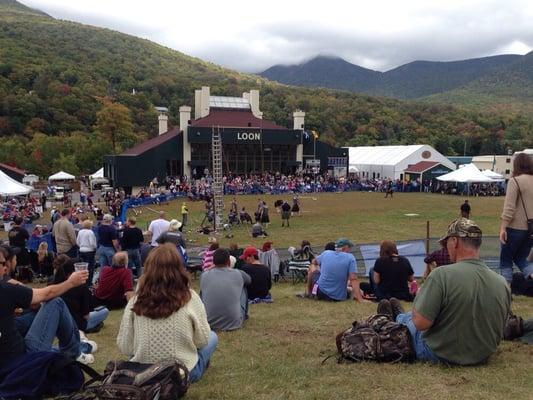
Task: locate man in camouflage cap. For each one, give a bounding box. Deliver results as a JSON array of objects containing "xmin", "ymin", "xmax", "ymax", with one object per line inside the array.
[{"xmin": 393, "ymin": 218, "xmax": 511, "ymax": 365}]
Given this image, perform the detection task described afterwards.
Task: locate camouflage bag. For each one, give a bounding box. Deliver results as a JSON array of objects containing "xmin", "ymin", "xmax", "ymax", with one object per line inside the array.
[{"xmin": 336, "ymin": 314, "xmax": 414, "ymax": 363}]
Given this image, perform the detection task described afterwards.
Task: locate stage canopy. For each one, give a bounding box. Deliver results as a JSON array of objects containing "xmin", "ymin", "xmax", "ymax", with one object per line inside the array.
[
  {"xmin": 48, "ymin": 171, "xmax": 75, "ymax": 181},
  {"xmin": 0, "ymin": 170, "xmax": 33, "ymax": 196},
  {"xmin": 436, "ymin": 163, "xmax": 494, "ymax": 183}
]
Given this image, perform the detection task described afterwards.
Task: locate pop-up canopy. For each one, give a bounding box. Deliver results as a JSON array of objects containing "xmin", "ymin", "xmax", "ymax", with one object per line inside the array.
[
  {"xmin": 48, "ymin": 171, "xmax": 75, "ymax": 181},
  {"xmin": 482, "ymin": 169, "xmax": 505, "ymax": 181},
  {"xmin": 436, "ymin": 163, "xmax": 494, "ymax": 183},
  {"xmin": 0, "ymin": 170, "xmax": 33, "ymax": 196}
]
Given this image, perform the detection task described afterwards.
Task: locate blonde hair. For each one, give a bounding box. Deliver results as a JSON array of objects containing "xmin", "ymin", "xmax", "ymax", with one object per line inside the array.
[
  {"xmin": 82, "ymin": 219, "xmax": 93, "ymax": 229},
  {"xmin": 37, "ymin": 242, "xmax": 48, "ymax": 262}
]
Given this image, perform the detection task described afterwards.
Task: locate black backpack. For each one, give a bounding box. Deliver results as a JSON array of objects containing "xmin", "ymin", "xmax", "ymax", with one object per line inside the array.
[
  {"xmin": 335, "ymin": 314, "xmax": 414, "ymax": 363},
  {"xmin": 69, "ymin": 359, "xmax": 189, "ymax": 400}
]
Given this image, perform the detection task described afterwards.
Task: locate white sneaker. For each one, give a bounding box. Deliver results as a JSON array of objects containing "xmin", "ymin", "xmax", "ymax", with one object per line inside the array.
[
  {"xmin": 79, "ymin": 330, "xmax": 88, "ymax": 341},
  {"xmin": 76, "ymin": 353, "xmax": 95, "ymax": 365}
]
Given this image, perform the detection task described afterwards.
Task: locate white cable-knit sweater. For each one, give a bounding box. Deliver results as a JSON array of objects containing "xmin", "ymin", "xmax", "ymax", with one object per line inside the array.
[{"xmin": 117, "ymin": 290, "xmax": 211, "ymax": 371}]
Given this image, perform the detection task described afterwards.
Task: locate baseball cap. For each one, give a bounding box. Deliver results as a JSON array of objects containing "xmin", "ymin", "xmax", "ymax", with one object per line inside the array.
[
  {"xmin": 335, "ymin": 238, "xmax": 354, "ymax": 248},
  {"xmin": 438, "ymin": 218, "xmax": 482, "ymax": 245},
  {"xmin": 239, "ymin": 246, "xmax": 259, "ymax": 260}
]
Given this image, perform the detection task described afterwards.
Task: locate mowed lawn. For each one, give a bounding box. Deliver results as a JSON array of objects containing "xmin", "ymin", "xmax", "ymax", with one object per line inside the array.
[
  {"xmin": 130, "ymin": 191, "xmax": 505, "ymax": 248},
  {"xmin": 81, "ymin": 192, "xmax": 533, "ymax": 399}
]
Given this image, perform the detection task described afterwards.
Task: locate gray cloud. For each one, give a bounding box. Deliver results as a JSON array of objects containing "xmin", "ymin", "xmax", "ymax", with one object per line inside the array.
[{"xmin": 22, "ymin": 0, "xmax": 533, "ymax": 73}]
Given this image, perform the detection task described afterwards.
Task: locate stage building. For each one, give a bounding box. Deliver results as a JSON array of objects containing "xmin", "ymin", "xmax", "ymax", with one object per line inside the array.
[{"xmin": 104, "ymin": 87, "xmax": 346, "ymax": 190}]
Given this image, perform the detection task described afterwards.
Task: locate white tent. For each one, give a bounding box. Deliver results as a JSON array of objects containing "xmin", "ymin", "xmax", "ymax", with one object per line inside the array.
[
  {"xmin": 22, "ymin": 174, "xmax": 39, "ymax": 185},
  {"xmin": 0, "ymin": 170, "xmax": 33, "ymax": 196},
  {"xmin": 346, "ymin": 145, "xmax": 456, "ymax": 180},
  {"xmin": 48, "ymin": 171, "xmax": 75, "ymax": 181},
  {"xmin": 348, "ymin": 166, "xmax": 359, "ymax": 173},
  {"xmin": 437, "ymin": 164, "xmax": 494, "ymax": 183},
  {"xmin": 481, "ymin": 169, "xmax": 505, "ymax": 181},
  {"xmin": 90, "ymin": 168, "xmax": 104, "ymax": 179}
]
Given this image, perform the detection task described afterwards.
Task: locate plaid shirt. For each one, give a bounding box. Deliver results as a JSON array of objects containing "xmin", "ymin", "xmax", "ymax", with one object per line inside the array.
[{"xmin": 424, "ymin": 247, "xmax": 451, "ymax": 267}]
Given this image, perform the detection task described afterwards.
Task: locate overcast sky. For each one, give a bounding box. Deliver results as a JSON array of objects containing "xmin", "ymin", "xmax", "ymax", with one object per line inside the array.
[{"xmin": 22, "ymin": 0, "xmax": 533, "ymax": 73}]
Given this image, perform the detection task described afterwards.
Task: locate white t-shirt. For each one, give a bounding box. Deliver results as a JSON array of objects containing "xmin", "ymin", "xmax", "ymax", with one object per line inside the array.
[{"xmin": 148, "ymin": 218, "xmax": 170, "ymax": 246}]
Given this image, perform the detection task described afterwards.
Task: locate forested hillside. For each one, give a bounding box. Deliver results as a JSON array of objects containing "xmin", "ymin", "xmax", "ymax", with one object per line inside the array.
[{"xmin": 0, "ymin": 0, "xmax": 532, "ymax": 176}]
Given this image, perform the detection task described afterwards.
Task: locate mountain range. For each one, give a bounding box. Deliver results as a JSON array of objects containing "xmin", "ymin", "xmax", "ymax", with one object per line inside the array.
[
  {"xmin": 260, "ymin": 54, "xmax": 533, "ymax": 107},
  {"xmin": 0, "ymin": 0, "xmax": 532, "ymax": 176}
]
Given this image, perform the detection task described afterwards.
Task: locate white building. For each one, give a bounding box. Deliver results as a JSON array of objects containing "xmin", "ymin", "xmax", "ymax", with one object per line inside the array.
[
  {"xmin": 346, "ymin": 145, "xmax": 456, "ymax": 180},
  {"xmin": 471, "ymin": 155, "xmax": 513, "ymax": 179}
]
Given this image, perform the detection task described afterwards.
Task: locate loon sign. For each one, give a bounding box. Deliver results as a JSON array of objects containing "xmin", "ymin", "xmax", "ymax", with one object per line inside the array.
[{"xmin": 237, "ymin": 132, "xmax": 261, "ymax": 141}]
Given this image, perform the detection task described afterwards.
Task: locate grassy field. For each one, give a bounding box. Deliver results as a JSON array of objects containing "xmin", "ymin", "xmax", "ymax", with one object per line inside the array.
[
  {"xmin": 78, "ymin": 192, "xmax": 533, "ymax": 399},
  {"xmin": 128, "ymin": 191, "xmax": 505, "ymax": 249}
]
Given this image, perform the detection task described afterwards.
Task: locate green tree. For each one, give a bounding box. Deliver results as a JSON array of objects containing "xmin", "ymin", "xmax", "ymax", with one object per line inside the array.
[{"xmin": 95, "ymin": 101, "xmax": 134, "ymax": 154}]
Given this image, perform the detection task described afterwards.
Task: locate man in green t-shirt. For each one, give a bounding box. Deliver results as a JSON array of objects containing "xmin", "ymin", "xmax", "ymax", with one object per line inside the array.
[{"xmin": 394, "ymin": 218, "xmax": 511, "ymax": 365}]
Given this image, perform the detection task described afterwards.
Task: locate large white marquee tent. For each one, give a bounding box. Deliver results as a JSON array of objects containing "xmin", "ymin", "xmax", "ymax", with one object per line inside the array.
[
  {"xmin": 0, "ymin": 170, "xmax": 33, "ymax": 196},
  {"xmin": 346, "ymin": 145, "xmax": 456, "ymax": 180}
]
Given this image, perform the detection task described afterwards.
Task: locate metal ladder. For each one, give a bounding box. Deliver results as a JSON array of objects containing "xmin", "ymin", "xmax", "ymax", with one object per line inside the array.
[{"xmin": 211, "ymin": 126, "xmax": 224, "ymax": 231}]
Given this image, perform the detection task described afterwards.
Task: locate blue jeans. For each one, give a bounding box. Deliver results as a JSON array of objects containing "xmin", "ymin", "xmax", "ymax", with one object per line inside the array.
[
  {"xmin": 189, "ymin": 331, "xmax": 218, "ymax": 383},
  {"xmin": 17, "ymin": 298, "xmax": 81, "ymax": 359},
  {"xmin": 126, "ymin": 248, "xmax": 142, "ymax": 277},
  {"xmin": 79, "ymin": 251, "xmax": 96, "ymax": 286},
  {"xmin": 98, "ymin": 246, "xmax": 116, "ymax": 268},
  {"xmin": 396, "ymin": 312, "xmax": 440, "ymax": 363},
  {"xmin": 241, "ymin": 288, "xmax": 249, "ymax": 320},
  {"xmin": 500, "ymin": 228, "xmax": 533, "ymax": 283},
  {"xmin": 86, "ymin": 307, "xmax": 110, "ymax": 331}
]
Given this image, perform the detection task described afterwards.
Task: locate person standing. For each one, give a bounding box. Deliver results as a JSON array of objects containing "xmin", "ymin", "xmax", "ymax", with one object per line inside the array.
[
  {"xmin": 148, "ymin": 211, "xmax": 170, "ymax": 247},
  {"xmin": 121, "ymin": 216, "xmax": 144, "ymax": 277},
  {"xmin": 460, "ymin": 200, "xmax": 471, "ymax": 219},
  {"xmin": 500, "ymin": 153, "xmax": 533, "ymax": 284},
  {"xmin": 97, "ymin": 214, "xmax": 119, "ymax": 268},
  {"xmin": 77, "ymin": 219, "xmax": 98, "ymax": 286},
  {"xmin": 52, "ymin": 209, "xmax": 77, "ymax": 258},
  {"xmin": 181, "ymin": 202, "xmax": 189, "ymax": 228},
  {"xmin": 281, "ymin": 200, "xmax": 291, "ymax": 227}
]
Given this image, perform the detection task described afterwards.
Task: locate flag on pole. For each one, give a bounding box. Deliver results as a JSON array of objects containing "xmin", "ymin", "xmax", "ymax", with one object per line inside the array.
[
  {"xmin": 311, "ymin": 130, "xmax": 319, "ymax": 139},
  {"xmin": 303, "ymin": 130, "xmax": 310, "ymax": 140}
]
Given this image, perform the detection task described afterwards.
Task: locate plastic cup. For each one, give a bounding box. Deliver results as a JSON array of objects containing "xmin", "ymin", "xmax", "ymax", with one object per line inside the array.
[{"xmin": 74, "ymin": 262, "xmax": 89, "ymax": 272}]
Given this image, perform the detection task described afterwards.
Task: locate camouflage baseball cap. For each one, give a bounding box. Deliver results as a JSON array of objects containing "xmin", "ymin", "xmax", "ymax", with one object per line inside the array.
[{"xmin": 439, "ymin": 218, "xmax": 482, "ymax": 245}]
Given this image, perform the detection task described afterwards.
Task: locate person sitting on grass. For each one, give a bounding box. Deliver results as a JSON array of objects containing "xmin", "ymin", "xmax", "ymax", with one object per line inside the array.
[
  {"xmin": 306, "ymin": 238, "xmax": 366, "ymax": 302},
  {"xmin": 0, "ymin": 249, "xmax": 94, "ymax": 368},
  {"xmin": 423, "ymin": 241, "xmax": 451, "ymax": 278},
  {"xmin": 362, "ymin": 240, "xmax": 415, "ymax": 301},
  {"xmin": 378, "ymin": 218, "xmax": 511, "ymax": 365},
  {"xmin": 117, "ymin": 244, "xmax": 217, "ymax": 383},
  {"xmin": 200, "ymin": 248, "xmax": 251, "ymax": 331},
  {"xmin": 238, "ymin": 247, "xmax": 272, "ymax": 303},
  {"xmin": 52, "ymin": 258, "xmax": 109, "ymax": 335},
  {"xmin": 93, "ymin": 252, "xmax": 134, "ymax": 310},
  {"xmin": 251, "ymin": 221, "xmax": 267, "ymax": 238}
]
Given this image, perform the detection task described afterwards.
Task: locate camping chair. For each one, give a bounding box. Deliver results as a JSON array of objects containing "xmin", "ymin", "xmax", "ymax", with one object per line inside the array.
[
  {"xmin": 286, "ymin": 246, "xmax": 313, "ymax": 284},
  {"xmin": 287, "ymin": 259, "xmax": 311, "ymax": 284}
]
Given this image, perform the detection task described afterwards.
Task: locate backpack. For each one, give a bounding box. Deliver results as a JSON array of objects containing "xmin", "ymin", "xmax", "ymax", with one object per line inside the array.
[
  {"xmin": 0, "ymin": 351, "xmax": 84, "ymax": 400},
  {"xmin": 69, "ymin": 359, "xmax": 189, "ymax": 400},
  {"xmin": 335, "ymin": 314, "xmax": 414, "ymax": 363}
]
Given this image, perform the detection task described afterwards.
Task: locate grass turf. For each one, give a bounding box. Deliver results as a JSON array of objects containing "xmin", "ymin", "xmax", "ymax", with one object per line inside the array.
[
  {"xmin": 129, "ymin": 191, "xmax": 505, "ymax": 249},
  {"xmin": 81, "ymin": 192, "xmax": 533, "ymax": 399}
]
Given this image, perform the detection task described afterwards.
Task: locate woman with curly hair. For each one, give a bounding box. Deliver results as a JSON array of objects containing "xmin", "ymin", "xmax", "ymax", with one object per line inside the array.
[{"xmin": 117, "ymin": 244, "xmax": 217, "ymax": 383}]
